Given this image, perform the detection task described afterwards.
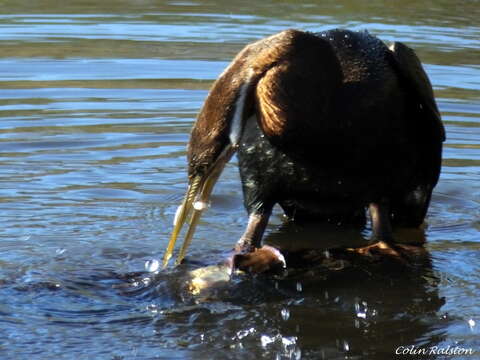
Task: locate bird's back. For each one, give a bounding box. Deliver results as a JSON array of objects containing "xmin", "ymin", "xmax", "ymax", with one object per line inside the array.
[
  {"xmin": 239, "ymin": 29, "xmax": 431, "ymax": 220},
  {"xmin": 313, "ymin": 30, "xmax": 409, "ymax": 151},
  {"xmin": 256, "ymin": 30, "xmax": 411, "ymax": 172}
]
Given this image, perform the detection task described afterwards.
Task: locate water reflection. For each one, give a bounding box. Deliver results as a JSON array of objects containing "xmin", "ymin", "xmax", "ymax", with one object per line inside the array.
[
  {"xmin": 0, "ymin": 0, "xmax": 479, "ymax": 358},
  {"xmin": 117, "ymin": 236, "xmax": 446, "ymax": 359},
  {"xmin": 106, "ymin": 219, "xmax": 446, "ymax": 358}
]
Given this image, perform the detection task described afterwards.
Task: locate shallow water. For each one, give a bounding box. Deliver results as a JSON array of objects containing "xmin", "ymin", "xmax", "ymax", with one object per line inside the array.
[{"xmin": 0, "ymin": 1, "xmax": 479, "ymax": 359}]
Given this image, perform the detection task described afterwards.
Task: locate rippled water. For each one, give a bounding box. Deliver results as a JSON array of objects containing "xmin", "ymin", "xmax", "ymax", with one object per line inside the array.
[{"xmin": 0, "ymin": 1, "xmax": 479, "ymax": 359}]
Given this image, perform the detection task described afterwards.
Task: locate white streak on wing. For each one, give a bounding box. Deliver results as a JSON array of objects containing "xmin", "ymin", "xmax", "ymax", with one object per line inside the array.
[
  {"xmin": 388, "ymin": 43, "xmax": 395, "ymax": 51},
  {"xmin": 229, "ymin": 75, "xmax": 252, "ymax": 145}
]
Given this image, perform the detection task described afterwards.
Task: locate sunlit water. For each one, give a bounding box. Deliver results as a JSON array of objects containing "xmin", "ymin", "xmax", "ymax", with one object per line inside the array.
[{"xmin": 0, "ymin": 1, "xmax": 479, "ymax": 359}]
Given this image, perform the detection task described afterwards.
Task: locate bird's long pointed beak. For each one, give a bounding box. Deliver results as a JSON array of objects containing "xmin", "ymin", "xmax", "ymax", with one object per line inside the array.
[{"xmin": 162, "ymin": 145, "xmax": 237, "ymax": 268}]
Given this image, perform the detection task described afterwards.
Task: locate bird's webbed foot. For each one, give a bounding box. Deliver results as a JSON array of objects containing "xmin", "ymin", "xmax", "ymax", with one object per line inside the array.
[
  {"xmin": 348, "ymin": 201, "xmax": 427, "ymax": 262},
  {"xmin": 233, "ymin": 245, "xmax": 286, "ymax": 273},
  {"xmin": 347, "ymin": 241, "xmax": 427, "ymax": 263}
]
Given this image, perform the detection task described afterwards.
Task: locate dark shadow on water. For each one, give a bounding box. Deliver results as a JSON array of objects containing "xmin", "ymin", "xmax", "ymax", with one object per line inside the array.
[
  {"xmin": 114, "ymin": 223, "xmax": 449, "ymax": 359},
  {"xmin": 3, "ymin": 222, "xmax": 452, "ymax": 359}
]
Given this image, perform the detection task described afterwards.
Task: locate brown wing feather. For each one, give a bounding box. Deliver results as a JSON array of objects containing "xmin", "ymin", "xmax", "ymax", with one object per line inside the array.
[
  {"xmin": 187, "ymin": 29, "xmax": 342, "ymax": 178},
  {"xmin": 255, "ymin": 33, "xmax": 342, "ymax": 149}
]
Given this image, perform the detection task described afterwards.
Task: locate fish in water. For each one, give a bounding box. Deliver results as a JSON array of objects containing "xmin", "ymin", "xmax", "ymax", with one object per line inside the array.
[{"xmin": 162, "ymin": 28, "xmax": 445, "ymax": 272}]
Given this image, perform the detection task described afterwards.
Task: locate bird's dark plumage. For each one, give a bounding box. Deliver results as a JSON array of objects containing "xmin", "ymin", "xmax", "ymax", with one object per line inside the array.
[{"xmin": 163, "ymin": 29, "xmax": 445, "ymax": 270}]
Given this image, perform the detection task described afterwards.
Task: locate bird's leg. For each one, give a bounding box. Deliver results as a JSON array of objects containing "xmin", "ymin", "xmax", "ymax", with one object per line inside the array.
[
  {"xmin": 235, "ymin": 212, "xmax": 270, "ymax": 252},
  {"xmin": 232, "ymin": 212, "xmax": 286, "ymax": 273},
  {"xmin": 348, "ymin": 201, "xmax": 426, "ymax": 260},
  {"xmin": 349, "ymin": 201, "xmax": 403, "ymax": 258},
  {"xmin": 370, "ymin": 201, "xmax": 394, "ymax": 243}
]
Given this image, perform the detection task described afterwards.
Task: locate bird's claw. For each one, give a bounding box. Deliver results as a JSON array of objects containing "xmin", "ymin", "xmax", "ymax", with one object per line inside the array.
[{"xmin": 347, "ymin": 241, "xmax": 427, "ymax": 263}]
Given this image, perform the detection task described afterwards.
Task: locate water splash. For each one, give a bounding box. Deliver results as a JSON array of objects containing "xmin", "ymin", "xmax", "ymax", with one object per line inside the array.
[
  {"xmin": 193, "ymin": 201, "xmax": 208, "ymax": 211},
  {"xmin": 233, "ymin": 327, "xmax": 256, "ymax": 341},
  {"xmin": 261, "ymin": 334, "xmax": 276, "ymax": 348},
  {"xmin": 145, "ymin": 259, "xmax": 160, "ymax": 273},
  {"xmin": 261, "ymin": 334, "xmax": 300, "ymax": 359},
  {"xmin": 146, "ymin": 304, "xmax": 158, "ymax": 314},
  {"xmin": 356, "ymin": 311, "xmax": 367, "ymax": 319},
  {"xmin": 355, "ymin": 299, "xmax": 368, "ymax": 319}
]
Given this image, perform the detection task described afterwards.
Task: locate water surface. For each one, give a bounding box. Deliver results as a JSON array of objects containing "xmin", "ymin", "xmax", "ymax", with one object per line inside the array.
[{"xmin": 0, "ymin": 1, "xmax": 479, "ymax": 359}]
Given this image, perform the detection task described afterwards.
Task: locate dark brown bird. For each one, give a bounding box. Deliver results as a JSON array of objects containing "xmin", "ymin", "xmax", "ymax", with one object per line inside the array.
[{"xmin": 162, "ymin": 29, "xmax": 445, "ymax": 270}]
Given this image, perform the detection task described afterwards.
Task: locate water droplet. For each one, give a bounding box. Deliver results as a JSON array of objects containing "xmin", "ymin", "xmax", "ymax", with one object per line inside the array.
[
  {"xmin": 55, "ymin": 248, "xmax": 66, "ymax": 255},
  {"xmin": 344, "ymin": 34, "xmax": 349, "ymax": 39},
  {"xmin": 354, "ymin": 302, "xmax": 360, "ymax": 312},
  {"xmin": 235, "ymin": 327, "xmax": 255, "ymax": 340},
  {"xmin": 343, "ymin": 340, "xmax": 350, "ymax": 352},
  {"xmin": 294, "ymin": 348, "xmax": 302, "ymax": 360},
  {"xmin": 324, "ymin": 250, "xmax": 330, "ymax": 259},
  {"xmin": 145, "ymin": 259, "xmax": 160, "ymax": 272},
  {"xmin": 281, "ymin": 308, "xmax": 290, "ymax": 321},
  {"xmin": 357, "ymin": 311, "xmax": 367, "ymax": 319},
  {"xmin": 334, "ymin": 296, "xmax": 340, "ymax": 303},
  {"xmin": 274, "ymin": 281, "xmax": 279, "ymax": 290},
  {"xmin": 193, "ymin": 201, "xmax": 208, "ymax": 210},
  {"xmin": 324, "ymin": 291, "xmax": 329, "ymax": 300},
  {"xmin": 261, "ymin": 334, "xmax": 275, "ymax": 348},
  {"xmin": 146, "ymin": 304, "xmax": 158, "ymax": 314},
  {"xmin": 282, "ymin": 336, "xmax": 296, "ymax": 347},
  {"xmin": 468, "ymin": 319, "xmax": 476, "ymax": 330},
  {"xmin": 296, "ymin": 282, "xmax": 303, "ymax": 292}
]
